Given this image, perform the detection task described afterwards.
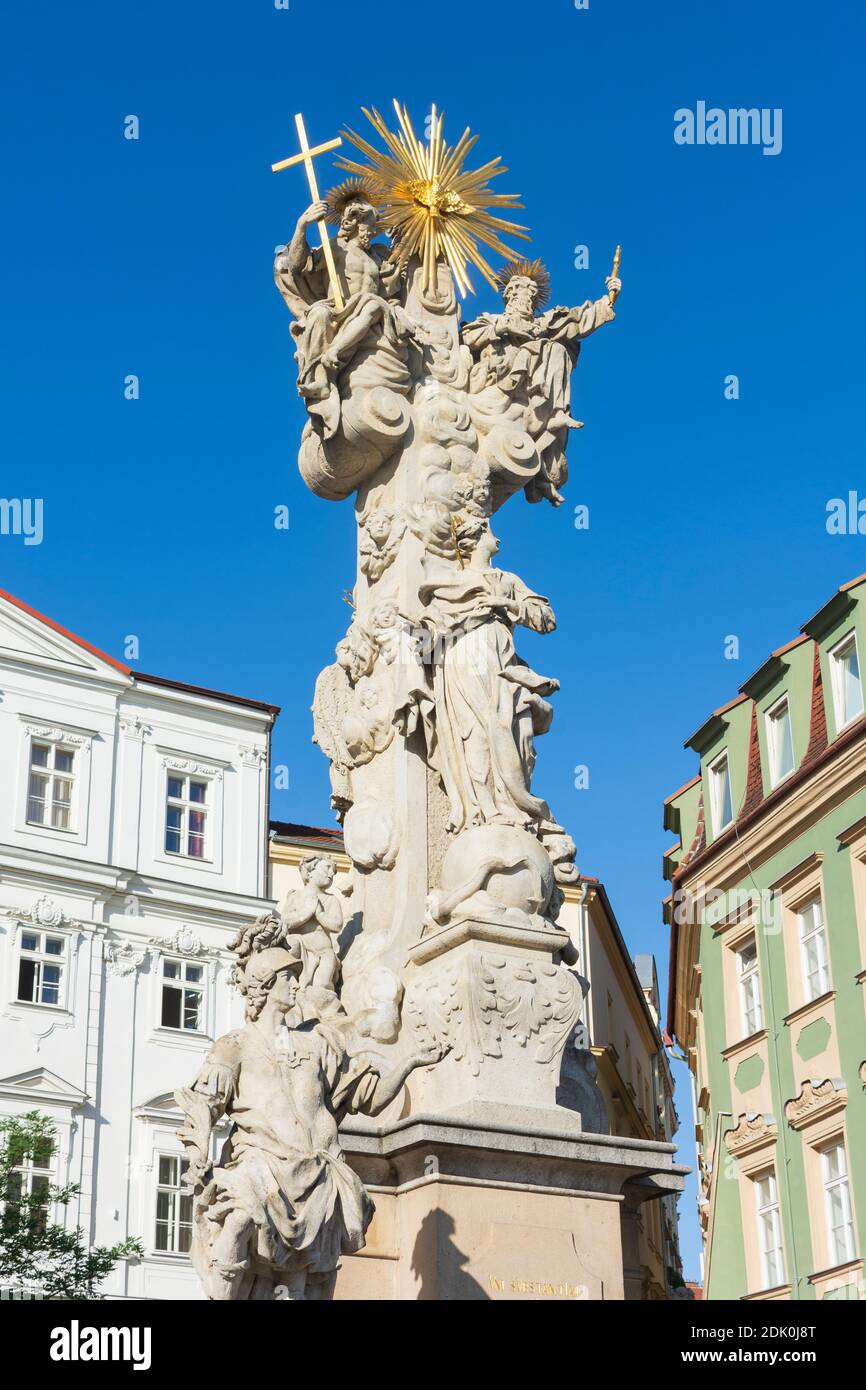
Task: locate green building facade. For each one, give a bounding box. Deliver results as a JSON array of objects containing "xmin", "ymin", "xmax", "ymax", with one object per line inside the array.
[{"xmin": 665, "ymin": 574, "xmax": 866, "ymax": 1300}]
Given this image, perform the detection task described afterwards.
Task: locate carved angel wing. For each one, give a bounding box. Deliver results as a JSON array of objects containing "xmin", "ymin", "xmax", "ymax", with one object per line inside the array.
[{"xmin": 312, "ymin": 662, "xmax": 353, "ymax": 772}]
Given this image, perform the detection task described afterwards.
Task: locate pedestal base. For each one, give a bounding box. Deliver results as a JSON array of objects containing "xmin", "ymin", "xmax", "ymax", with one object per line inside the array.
[{"xmin": 335, "ymin": 1103, "xmax": 687, "ymax": 1301}]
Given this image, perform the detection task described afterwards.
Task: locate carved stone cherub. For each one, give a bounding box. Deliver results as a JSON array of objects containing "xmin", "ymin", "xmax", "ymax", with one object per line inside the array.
[
  {"xmin": 279, "ymin": 854, "xmax": 345, "ymax": 992},
  {"xmin": 358, "ymin": 505, "xmax": 405, "ymax": 582},
  {"xmin": 229, "ymin": 854, "xmax": 346, "ymax": 994}
]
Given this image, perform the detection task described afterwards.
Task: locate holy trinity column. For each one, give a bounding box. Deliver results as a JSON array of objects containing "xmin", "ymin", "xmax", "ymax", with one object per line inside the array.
[
  {"xmin": 270, "ymin": 101, "xmax": 621, "ymax": 1106},
  {"xmin": 175, "ymin": 99, "xmax": 627, "ymax": 1302}
]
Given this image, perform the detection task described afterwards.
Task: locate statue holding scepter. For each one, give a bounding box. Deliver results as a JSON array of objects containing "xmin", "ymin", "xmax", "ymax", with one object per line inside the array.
[{"xmin": 462, "ymin": 250, "xmax": 622, "ymax": 504}]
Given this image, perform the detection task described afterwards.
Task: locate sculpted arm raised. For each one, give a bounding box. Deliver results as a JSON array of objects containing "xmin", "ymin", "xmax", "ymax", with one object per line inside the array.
[
  {"xmin": 284, "ymin": 200, "xmax": 328, "ymax": 275},
  {"xmin": 546, "ymin": 272, "xmax": 621, "ymax": 343}
]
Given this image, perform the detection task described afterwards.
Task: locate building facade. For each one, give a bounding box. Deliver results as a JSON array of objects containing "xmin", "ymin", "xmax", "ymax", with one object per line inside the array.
[
  {"xmin": 0, "ymin": 590, "xmax": 277, "ymax": 1300},
  {"xmin": 665, "ymin": 573, "xmax": 866, "ymax": 1300},
  {"xmin": 270, "ymin": 825, "xmax": 685, "ymax": 1300},
  {"xmin": 0, "ymin": 585, "xmax": 684, "ymax": 1301}
]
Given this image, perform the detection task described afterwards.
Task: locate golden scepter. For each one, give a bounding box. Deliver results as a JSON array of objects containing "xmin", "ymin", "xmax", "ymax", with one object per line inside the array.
[{"xmin": 608, "ymin": 245, "xmax": 621, "ymax": 305}]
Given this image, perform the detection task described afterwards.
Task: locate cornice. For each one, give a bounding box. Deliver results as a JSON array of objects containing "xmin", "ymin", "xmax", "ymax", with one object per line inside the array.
[
  {"xmin": 720, "ymin": 1029, "xmax": 768, "ymax": 1063},
  {"xmin": 782, "ymin": 989, "xmax": 836, "ymax": 1029},
  {"xmin": 768, "ymin": 851, "xmax": 824, "ymax": 898},
  {"xmin": 838, "ymin": 813, "xmax": 866, "ymax": 847}
]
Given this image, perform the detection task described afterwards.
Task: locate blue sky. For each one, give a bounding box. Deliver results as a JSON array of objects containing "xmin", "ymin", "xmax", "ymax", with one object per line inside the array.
[{"xmin": 2, "ymin": 1, "xmax": 864, "ymax": 1279}]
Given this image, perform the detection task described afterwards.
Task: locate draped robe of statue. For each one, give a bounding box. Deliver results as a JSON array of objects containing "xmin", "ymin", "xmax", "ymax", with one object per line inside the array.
[
  {"xmin": 463, "ymin": 294, "xmax": 615, "ymax": 501},
  {"xmin": 183, "ymin": 1013, "xmax": 391, "ymax": 1297},
  {"xmin": 417, "ymin": 560, "xmax": 559, "ymax": 835}
]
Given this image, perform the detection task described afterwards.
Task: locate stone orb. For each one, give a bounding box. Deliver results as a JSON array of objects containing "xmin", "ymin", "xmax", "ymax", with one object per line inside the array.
[{"xmin": 438, "ymin": 823, "xmax": 556, "ymax": 923}]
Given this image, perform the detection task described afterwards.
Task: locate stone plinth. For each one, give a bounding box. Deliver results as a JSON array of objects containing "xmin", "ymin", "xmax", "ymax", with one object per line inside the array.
[
  {"xmin": 335, "ymin": 1105, "xmax": 687, "ymax": 1300},
  {"xmin": 402, "ymin": 915, "xmax": 584, "ymax": 1114}
]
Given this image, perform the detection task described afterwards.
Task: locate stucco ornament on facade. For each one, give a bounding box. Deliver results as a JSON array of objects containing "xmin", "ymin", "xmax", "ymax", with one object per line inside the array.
[
  {"xmin": 236, "ymin": 744, "xmax": 267, "ymax": 767},
  {"xmin": 784, "ymin": 1077, "xmax": 847, "ymax": 1130},
  {"xmin": 20, "ymin": 894, "xmax": 71, "ymax": 929},
  {"xmin": 23, "ymin": 722, "xmax": 92, "ymax": 748},
  {"xmin": 105, "ymin": 938, "xmax": 148, "ymax": 976},
  {"xmin": 724, "ymin": 1111, "xmax": 778, "ymax": 1157},
  {"xmin": 119, "ymin": 717, "xmax": 152, "ymax": 740},
  {"xmin": 160, "ymin": 756, "xmax": 223, "ymax": 781},
  {"xmin": 153, "ymin": 926, "xmax": 205, "ymax": 957}
]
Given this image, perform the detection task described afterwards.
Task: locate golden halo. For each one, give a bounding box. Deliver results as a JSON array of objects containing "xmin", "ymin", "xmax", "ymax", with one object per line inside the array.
[
  {"xmin": 335, "ymin": 100, "xmax": 531, "ymax": 297},
  {"xmin": 324, "ymin": 178, "xmax": 381, "ymax": 227},
  {"xmin": 496, "ymin": 257, "xmax": 551, "ymax": 309}
]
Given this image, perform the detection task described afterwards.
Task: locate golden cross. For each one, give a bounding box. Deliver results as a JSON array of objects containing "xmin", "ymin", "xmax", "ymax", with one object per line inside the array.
[{"xmin": 272, "ymin": 113, "xmax": 345, "ymax": 312}]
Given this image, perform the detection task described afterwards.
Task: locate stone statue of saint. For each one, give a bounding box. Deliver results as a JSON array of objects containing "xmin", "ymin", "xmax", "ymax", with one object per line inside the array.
[
  {"xmin": 462, "ymin": 262, "xmax": 621, "ymax": 505},
  {"xmin": 274, "ymin": 187, "xmax": 417, "ymax": 437},
  {"xmin": 417, "ymin": 514, "xmax": 561, "ymax": 837},
  {"xmin": 175, "ymin": 944, "xmax": 440, "ymax": 1300}
]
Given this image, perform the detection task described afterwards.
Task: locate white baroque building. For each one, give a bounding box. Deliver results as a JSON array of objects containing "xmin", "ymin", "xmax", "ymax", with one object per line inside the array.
[
  {"xmin": 0, "ymin": 589, "xmax": 277, "ymax": 1300},
  {"xmin": 0, "ymin": 587, "xmax": 684, "ymax": 1300}
]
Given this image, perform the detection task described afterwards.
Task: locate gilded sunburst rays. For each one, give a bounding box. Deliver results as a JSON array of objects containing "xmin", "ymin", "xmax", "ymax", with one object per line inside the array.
[
  {"xmin": 323, "ymin": 178, "xmax": 380, "ymax": 228},
  {"xmin": 335, "ymin": 100, "xmax": 530, "ymax": 297}
]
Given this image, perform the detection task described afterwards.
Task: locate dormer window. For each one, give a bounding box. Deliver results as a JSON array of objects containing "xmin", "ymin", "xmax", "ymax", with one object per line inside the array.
[
  {"xmin": 26, "ymin": 742, "xmax": 75, "ymax": 830},
  {"xmin": 829, "ymin": 631, "xmax": 864, "ymax": 731},
  {"xmin": 709, "ymin": 752, "xmax": 733, "ymax": 833},
  {"xmin": 766, "ymin": 695, "xmax": 795, "ymax": 787}
]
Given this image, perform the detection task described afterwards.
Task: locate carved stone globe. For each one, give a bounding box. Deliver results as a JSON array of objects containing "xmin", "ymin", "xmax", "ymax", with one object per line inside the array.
[{"xmin": 434, "ymin": 823, "xmax": 557, "ymax": 929}]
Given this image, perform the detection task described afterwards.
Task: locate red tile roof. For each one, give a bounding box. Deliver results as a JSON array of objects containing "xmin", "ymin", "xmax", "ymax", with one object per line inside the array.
[
  {"xmin": 0, "ymin": 588, "xmax": 279, "ymax": 716},
  {"xmin": 0, "ymin": 587, "xmax": 131, "ymax": 675}
]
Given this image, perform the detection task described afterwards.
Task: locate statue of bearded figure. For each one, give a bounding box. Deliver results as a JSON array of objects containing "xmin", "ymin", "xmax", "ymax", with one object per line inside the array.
[
  {"xmin": 462, "ymin": 261, "xmax": 622, "ymax": 505},
  {"xmin": 274, "ymin": 190, "xmax": 418, "ymax": 438}
]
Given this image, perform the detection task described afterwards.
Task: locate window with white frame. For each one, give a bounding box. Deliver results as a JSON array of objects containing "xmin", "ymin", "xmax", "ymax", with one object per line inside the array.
[
  {"xmin": 3, "ymin": 1136, "xmax": 54, "ymax": 1234},
  {"xmin": 17, "ymin": 930, "xmax": 66, "ymax": 1007},
  {"xmin": 798, "ymin": 895, "xmax": 830, "ymax": 1002},
  {"xmin": 164, "ymin": 774, "xmax": 209, "ymax": 860},
  {"xmin": 161, "ymin": 958, "xmax": 205, "ymax": 1031},
  {"xmin": 766, "ymin": 695, "xmax": 795, "ymax": 786},
  {"xmin": 754, "ymin": 1169, "xmax": 786, "ymax": 1289},
  {"xmin": 737, "ymin": 938, "xmax": 763, "ymax": 1036},
  {"xmin": 829, "ymin": 632, "xmax": 864, "ymax": 731},
  {"xmin": 822, "ymin": 1141, "xmax": 856, "ymax": 1267},
  {"xmin": 26, "ymin": 741, "xmax": 75, "ymax": 830},
  {"xmin": 709, "ymin": 752, "xmax": 733, "ymax": 833},
  {"xmin": 154, "ymin": 1154, "xmax": 193, "ymax": 1253}
]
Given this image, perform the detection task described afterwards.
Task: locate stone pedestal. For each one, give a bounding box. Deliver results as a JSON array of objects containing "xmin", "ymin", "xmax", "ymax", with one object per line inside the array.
[
  {"xmin": 403, "ymin": 914, "xmax": 580, "ymax": 1113},
  {"xmin": 334, "ymin": 1106, "xmax": 687, "ymax": 1301},
  {"xmin": 333, "ymin": 913, "xmax": 687, "ymax": 1303}
]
